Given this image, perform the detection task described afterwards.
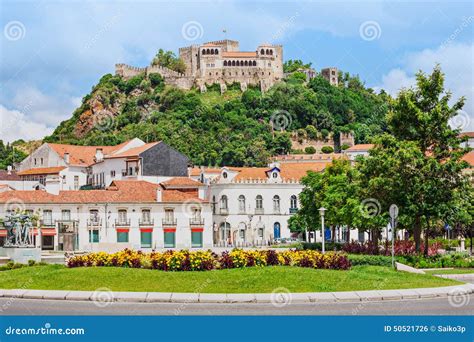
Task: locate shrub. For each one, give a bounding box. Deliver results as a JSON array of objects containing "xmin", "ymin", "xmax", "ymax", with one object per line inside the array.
[
  {"xmin": 348, "ymin": 254, "xmax": 392, "ymax": 267},
  {"xmin": 304, "ymin": 146, "xmax": 316, "ymax": 154},
  {"xmin": 321, "ymin": 146, "xmax": 334, "ymax": 154},
  {"xmin": 300, "ymin": 242, "xmax": 344, "ymax": 251},
  {"xmin": 341, "ymin": 143, "xmax": 350, "ymax": 150}
]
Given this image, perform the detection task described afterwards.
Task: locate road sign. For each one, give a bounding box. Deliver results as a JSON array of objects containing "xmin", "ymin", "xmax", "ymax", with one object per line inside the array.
[{"xmin": 389, "ymin": 204, "xmax": 399, "ymax": 219}]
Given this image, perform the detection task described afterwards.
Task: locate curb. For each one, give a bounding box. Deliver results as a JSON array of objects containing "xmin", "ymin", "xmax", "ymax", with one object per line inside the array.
[
  {"xmin": 434, "ymin": 273, "xmax": 474, "ymax": 280},
  {"xmin": 1, "ymin": 284, "xmax": 473, "ymax": 304}
]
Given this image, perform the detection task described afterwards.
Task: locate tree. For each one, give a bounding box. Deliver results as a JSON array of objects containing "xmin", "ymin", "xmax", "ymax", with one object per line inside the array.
[
  {"xmin": 363, "ymin": 66, "xmax": 472, "ymax": 253},
  {"xmin": 283, "ymin": 59, "xmax": 312, "ymax": 73},
  {"xmin": 152, "ymin": 49, "xmax": 186, "ymax": 74}
]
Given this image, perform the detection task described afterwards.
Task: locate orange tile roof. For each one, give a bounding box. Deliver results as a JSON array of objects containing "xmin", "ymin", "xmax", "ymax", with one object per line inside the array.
[
  {"xmin": 221, "ymin": 51, "xmax": 257, "ymax": 58},
  {"xmin": 17, "ymin": 166, "xmax": 66, "ymax": 176},
  {"xmin": 48, "ymin": 142, "xmax": 129, "ymax": 166},
  {"xmin": 462, "ymin": 151, "xmax": 474, "ymax": 167},
  {"xmin": 460, "ymin": 132, "xmax": 474, "ymax": 138},
  {"xmin": 161, "ymin": 177, "xmax": 203, "ymax": 188},
  {"xmin": 230, "ymin": 162, "xmax": 330, "ymax": 182},
  {"xmin": 105, "ymin": 142, "xmax": 159, "ymax": 159},
  {"xmin": 345, "ymin": 144, "xmax": 374, "ymax": 152},
  {"xmin": 0, "ymin": 180, "xmax": 205, "ymax": 204},
  {"xmin": 189, "ymin": 167, "xmax": 221, "ymax": 176},
  {"xmin": 0, "ymin": 170, "xmax": 21, "ymax": 180},
  {"xmin": 273, "ymin": 154, "xmax": 344, "ymax": 161}
]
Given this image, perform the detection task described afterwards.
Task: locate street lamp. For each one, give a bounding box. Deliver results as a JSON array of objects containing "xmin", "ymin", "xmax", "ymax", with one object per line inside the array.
[{"xmin": 319, "ymin": 207, "xmax": 326, "ymax": 254}]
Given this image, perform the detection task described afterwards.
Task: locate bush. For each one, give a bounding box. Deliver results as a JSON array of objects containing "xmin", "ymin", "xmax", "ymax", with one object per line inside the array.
[
  {"xmin": 304, "ymin": 146, "xmax": 316, "ymax": 154},
  {"xmin": 300, "ymin": 242, "xmax": 344, "ymax": 251},
  {"xmin": 348, "ymin": 254, "xmax": 392, "ymax": 267},
  {"xmin": 67, "ymin": 248, "xmax": 352, "ymax": 271},
  {"xmin": 321, "ymin": 146, "xmax": 334, "ymax": 154},
  {"xmin": 397, "ymin": 253, "xmax": 474, "ymax": 269},
  {"xmin": 341, "ymin": 143, "xmax": 350, "ymax": 150}
]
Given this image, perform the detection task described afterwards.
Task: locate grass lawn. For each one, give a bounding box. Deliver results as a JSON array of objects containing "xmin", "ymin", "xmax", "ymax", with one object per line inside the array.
[
  {"xmin": 425, "ymin": 268, "xmax": 474, "ymax": 275},
  {"xmin": 0, "ymin": 265, "xmax": 461, "ymax": 293}
]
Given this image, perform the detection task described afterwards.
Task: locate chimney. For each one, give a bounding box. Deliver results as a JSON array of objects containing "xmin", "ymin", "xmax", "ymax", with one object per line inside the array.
[
  {"xmin": 95, "ymin": 148, "xmax": 104, "ymax": 162},
  {"xmin": 156, "ymin": 187, "xmax": 162, "ymax": 202},
  {"xmin": 45, "ymin": 175, "xmax": 60, "ymax": 195},
  {"xmin": 64, "ymin": 153, "xmax": 70, "ymax": 164},
  {"xmin": 7, "ymin": 165, "xmax": 12, "ymax": 175}
]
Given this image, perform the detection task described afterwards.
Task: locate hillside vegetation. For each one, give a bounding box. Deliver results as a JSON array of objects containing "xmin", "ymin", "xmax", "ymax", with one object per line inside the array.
[{"xmin": 44, "ymin": 65, "xmax": 390, "ymax": 167}]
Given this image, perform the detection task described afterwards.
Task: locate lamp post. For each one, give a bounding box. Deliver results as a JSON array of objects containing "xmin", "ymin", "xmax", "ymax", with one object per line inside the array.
[{"xmin": 319, "ymin": 207, "xmax": 326, "ymax": 254}]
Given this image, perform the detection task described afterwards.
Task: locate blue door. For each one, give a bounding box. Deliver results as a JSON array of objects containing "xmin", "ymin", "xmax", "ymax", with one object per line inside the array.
[{"xmin": 273, "ymin": 222, "xmax": 281, "ymax": 239}]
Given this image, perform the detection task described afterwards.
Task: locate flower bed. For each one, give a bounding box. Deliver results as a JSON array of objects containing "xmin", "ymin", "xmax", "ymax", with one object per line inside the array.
[
  {"xmin": 342, "ymin": 240, "xmax": 441, "ymax": 256},
  {"xmin": 66, "ymin": 249, "xmax": 351, "ymax": 271}
]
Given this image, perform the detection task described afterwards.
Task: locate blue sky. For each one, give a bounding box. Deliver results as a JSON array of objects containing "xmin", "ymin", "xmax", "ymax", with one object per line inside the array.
[{"xmin": 0, "ymin": 0, "xmax": 473, "ymax": 142}]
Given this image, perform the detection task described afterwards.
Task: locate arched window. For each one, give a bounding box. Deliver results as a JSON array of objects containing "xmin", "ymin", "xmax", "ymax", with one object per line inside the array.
[
  {"xmin": 232, "ymin": 60, "xmax": 236, "ymax": 66},
  {"xmin": 210, "ymin": 49, "xmax": 214, "ymax": 55},
  {"xmin": 240, "ymin": 60, "xmax": 244, "ymax": 66},
  {"xmin": 236, "ymin": 61, "xmax": 240, "ymax": 66},
  {"xmin": 238, "ymin": 195, "xmax": 246, "ymax": 213},
  {"xmin": 223, "ymin": 61, "xmax": 227, "ymax": 66},
  {"xmin": 202, "ymin": 50, "xmax": 206, "ymax": 55},
  {"xmin": 290, "ymin": 195, "xmax": 298, "ymax": 212},
  {"xmin": 206, "ymin": 48, "xmax": 210, "ymax": 54},
  {"xmin": 244, "ymin": 61, "xmax": 248, "ymax": 66},
  {"xmin": 260, "ymin": 49, "xmax": 265, "ymax": 55},
  {"xmin": 253, "ymin": 61, "xmax": 257, "ymax": 66},
  {"xmin": 212, "ymin": 195, "xmax": 216, "ymax": 214},
  {"xmin": 220, "ymin": 195, "xmax": 228, "ymax": 210},
  {"xmin": 256, "ymin": 195, "xmax": 263, "ymax": 209},
  {"xmin": 273, "ymin": 195, "xmax": 280, "ymax": 213},
  {"xmin": 266, "ymin": 49, "xmax": 270, "ymax": 54},
  {"xmin": 269, "ymin": 49, "xmax": 273, "ymax": 55},
  {"xmin": 214, "ymin": 49, "xmax": 218, "ymax": 54}
]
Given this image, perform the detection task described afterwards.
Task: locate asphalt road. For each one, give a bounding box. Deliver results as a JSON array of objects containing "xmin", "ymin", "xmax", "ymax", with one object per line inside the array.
[{"xmin": 0, "ymin": 294, "xmax": 472, "ymax": 316}]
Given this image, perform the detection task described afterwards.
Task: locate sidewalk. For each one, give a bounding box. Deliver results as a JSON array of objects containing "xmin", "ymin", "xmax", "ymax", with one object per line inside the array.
[{"xmin": 1, "ymin": 283, "xmax": 472, "ymax": 304}]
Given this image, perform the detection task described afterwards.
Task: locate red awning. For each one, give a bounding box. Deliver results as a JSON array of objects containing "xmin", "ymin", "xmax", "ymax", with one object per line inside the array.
[
  {"xmin": 140, "ymin": 228, "xmax": 153, "ymax": 233},
  {"xmin": 41, "ymin": 228, "xmax": 57, "ymax": 236},
  {"xmin": 163, "ymin": 228, "xmax": 176, "ymax": 233},
  {"xmin": 116, "ymin": 228, "xmax": 130, "ymax": 233},
  {"xmin": 191, "ymin": 228, "xmax": 204, "ymax": 232}
]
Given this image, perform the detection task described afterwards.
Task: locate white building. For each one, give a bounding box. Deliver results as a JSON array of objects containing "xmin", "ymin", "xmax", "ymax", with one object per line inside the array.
[
  {"xmin": 343, "ymin": 144, "xmax": 374, "ymax": 161},
  {"xmin": 0, "ymin": 178, "xmax": 212, "ymax": 251}
]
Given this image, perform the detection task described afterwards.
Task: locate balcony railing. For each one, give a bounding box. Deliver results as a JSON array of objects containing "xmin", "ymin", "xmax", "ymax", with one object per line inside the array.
[
  {"xmin": 289, "ymin": 207, "xmax": 298, "ymax": 214},
  {"xmin": 87, "ymin": 218, "xmax": 102, "ymax": 227},
  {"xmin": 115, "ymin": 219, "xmax": 131, "ymax": 227},
  {"xmin": 219, "ymin": 208, "xmax": 229, "ymax": 215},
  {"xmin": 189, "ymin": 217, "xmax": 205, "ymax": 226},
  {"xmin": 254, "ymin": 208, "xmax": 264, "ymax": 215},
  {"xmin": 139, "ymin": 218, "xmax": 154, "ymax": 226},
  {"xmin": 162, "ymin": 218, "xmax": 177, "ymax": 226},
  {"xmin": 121, "ymin": 168, "xmax": 139, "ymax": 177},
  {"xmin": 40, "ymin": 220, "xmax": 55, "ymax": 228}
]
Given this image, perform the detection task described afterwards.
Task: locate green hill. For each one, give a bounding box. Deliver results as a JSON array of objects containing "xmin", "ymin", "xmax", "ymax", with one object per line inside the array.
[{"xmin": 44, "ymin": 70, "xmax": 390, "ymax": 167}]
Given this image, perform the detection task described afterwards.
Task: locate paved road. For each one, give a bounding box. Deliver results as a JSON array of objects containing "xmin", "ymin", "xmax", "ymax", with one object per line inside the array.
[{"xmin": 0, "ymin": 295, "xmax": 472, "ymax": 315}]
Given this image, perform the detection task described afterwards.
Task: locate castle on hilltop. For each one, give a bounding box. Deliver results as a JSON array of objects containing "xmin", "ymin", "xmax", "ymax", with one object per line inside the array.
[{"xmin": 116, "ymin": 39, "xmax": 338, "ymax": 93}]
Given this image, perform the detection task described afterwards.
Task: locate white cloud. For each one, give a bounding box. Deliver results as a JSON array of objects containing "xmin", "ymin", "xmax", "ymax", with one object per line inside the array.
[
  {"xmin": 376, "ymin": 43, "xmax": 474, "ymax": 131},
  {"xmin": 0, "ymin": 105, "xmax": 53, "ymax": 143}
]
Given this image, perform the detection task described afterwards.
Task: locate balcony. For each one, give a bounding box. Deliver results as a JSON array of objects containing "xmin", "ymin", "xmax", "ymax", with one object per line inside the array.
[
  {"xmin": 139, "ymin": 218, "xmax": 154, "ymax": 226},
  {"xmin": 289, "ymin": 207, "xmax": 298, "ymax": 214},
  {"xmin": 121, "ymin": 168, "xmax": 139, "ymax": 177},
  {"xmin": 219, "ymin": 208, "xmax": 229, "ymax": 215},
  {"xmin": 162, "ymin": 218, "xmax": 177, "ymax": 227},
  {"xmin": 87, "ymin": 218, "xmax": 102, "ymax": 227},
  {"xmin": 40, "ymin": 220, "xmax": 55, "ymax": 228},
  {"xmin": 189, "ymin": 217, "xmax": 205, "ymax": 226},
  {"xmin": 114, "ymin": 219, "xmax": 131, "ymax": 227},
  {"xmin": 254, "ymin": 208, "xmax": 264, "ymax": 215}
]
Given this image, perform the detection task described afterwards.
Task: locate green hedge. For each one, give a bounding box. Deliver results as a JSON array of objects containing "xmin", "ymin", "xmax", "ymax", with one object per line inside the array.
[
  {"xmin": 348, "ymin": 254, "xmax": 392, "ymax": 267},
  {"xmin": 299, "ymin": 242, "xmax": 344, "ymax": 251}
]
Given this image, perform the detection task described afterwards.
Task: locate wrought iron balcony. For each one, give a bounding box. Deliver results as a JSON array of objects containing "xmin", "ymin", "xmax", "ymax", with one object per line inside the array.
[
  {"xmin": 189, "ymin": 217, "xmax": 204, "ymax": 226},
  {"xmin": 40, "ymin": 220, "xmax": 55, "ymax": 228},
  {"xmin": 162, "ymin": 218, "xmax": 177, "ymax": 226},
  {"xmin": 87, "ymin": 218, "xmax": 102, "ymax": 227},
  {"xmin": 289, "ymin": 207, "xmax": 298, "ymax": 214},
  {"xmin": 139, "ymin": 218, "xmax": 154, "ymax": 226},
  {"xmin": 254, "ymin": 208, "xmax": 264, "ymax": 215},
  {"xmin": 219, "ymin": 208, "xmax": 229, "ymax": 215},
  {"xmin": 114, "ymin": 219, "xmax": 131, "ymax": 227}
]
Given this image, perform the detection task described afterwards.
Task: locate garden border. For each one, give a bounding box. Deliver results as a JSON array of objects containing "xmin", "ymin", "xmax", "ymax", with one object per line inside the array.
[{"xmin": 1, "ymin": 283, "xmax": 472, "ymax": 304}]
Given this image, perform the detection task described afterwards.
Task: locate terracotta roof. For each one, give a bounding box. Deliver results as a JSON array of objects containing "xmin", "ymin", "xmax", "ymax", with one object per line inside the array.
[
  {"xmin": 460, "ymin": 132, "xmax": 474, "ymax": 138},
  {"xmin": 104, "ymin": 142, "xmax": 159, "ymax": 159},
  {"xmin": 0, "ymin": 170, "xmax": 21, "ymax": 181},
  {"xmin": 345, "ymin": 144, "xmax": 374, "ymax": 152},
  {"xmin": 189, "ymin": 167, "xmax": 222, "ymax": 176},
  {"xmin": 0, "ymin": 180, "xmax": 205, "ymax": 204},
  {"xmin": 273, "ymin": 154, "xmax": 344, "ymax": 161},
  {"xmin": 17, "ymin": 166, "xmax": 66, "ymax": 176},
  {"xmin": 221, "ymin": 51, "xmax": 257, "ymax": 58},
  {"xmin": 230, "ymin": 162, "xmax": 330, "ymax": 182},
  {"xmin": 462, "ymin": 151, "xmax": 474, "ymax": 167},
  {"xmin": 48, "ymin": 142, "xmax": 129, "ymax": 166},
  {"xmin": 161, "ymin": 177, "xmax": 203, "ymax": 188}
]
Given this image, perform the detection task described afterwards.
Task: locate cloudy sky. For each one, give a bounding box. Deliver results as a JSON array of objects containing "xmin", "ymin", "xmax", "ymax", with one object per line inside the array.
[{"xmin": 0, "ymin": 0, "xmax": 473, "ymax": 142}]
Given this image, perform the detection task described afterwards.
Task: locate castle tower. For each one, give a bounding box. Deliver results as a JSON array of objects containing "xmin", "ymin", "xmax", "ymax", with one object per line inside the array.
[{"xmin": 321, "ymin": 67, "xmax": 338, "ymax": 86}]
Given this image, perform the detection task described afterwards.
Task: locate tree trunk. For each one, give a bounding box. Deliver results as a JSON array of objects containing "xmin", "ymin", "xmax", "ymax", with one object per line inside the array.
[
  {"xmin": 423, "ymin": 220, "xmax": 430, "ymax": 257},
  {"xmin": 371, "ymin": 228, "xmax": 379, "ymax": 255},
  {"xmin": 414, "ymin": 215, "xmax": 422, "ymax": 252}
]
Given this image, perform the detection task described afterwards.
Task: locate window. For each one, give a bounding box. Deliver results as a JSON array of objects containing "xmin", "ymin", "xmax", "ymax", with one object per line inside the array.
[
  {"xmin": 141, "ymin": 209, "xmax": 151, "ymax": 224},
  {"xmin": 141, "ymin": 231, "xmax": 152, "ymax": 248},
  {"xmin": 272, "ymin": 172, "xmax": 278, "ymax": 178},
  {"xmin": 220, "ymin": 195, "xmax": 228, "ymax": 210},
  {"xmin": 273, "ymin": 195, "xmax": 280, "ymax": 213},
  {"xmin": 61, "ymin": 210, "xmax": 71, "ymax": 221},
  {"xmin": 258, "ymin": 228, "xmax": 264, "ymax": 238},
  {"xmin": 164, "ymin": 231, "xmax": 175, "ymax": 248},
  {"xmin": 222, "ymin": 172, "xmax": 227, "ymax": 179},
  {"xmin": 238, "ymin": 195, "xmax": 246, "ymax": 213},
  {"xmin": 89, "ymin": 230, "xmax": 99, "ymax": 243},
  {"xmin": 43, "ymin": 210, "xmax": 53, "ymax": 226},
  {"xmin": 290, "ymin": 195, "xmax": 298, "ymax": 209},
  {"xmin": 118, "ymin": 210, "xmax": 127, "ymax": 224},
  {"xmin": 191, "ymin": 231, "xmax": 203, "ymax": 248},
  {"xmin": 34, "ymin": 158, "xmax": 37, "ymax": 165},
  {"xmin": 165, "ymin": 209, "xmax": 174, "ymax": 223},
  {"xmin": 89, "ymin": 209, "xmax": 99, "ymax": 223},
  {"xmin": 40, "ymin": 158, "xmax": 44, "ymax": 165},
  {"xmin": 110, "ymin": 170, "xmax": 116, "ymax": 178},
  {"xmin": 212, "ymin": 196, "xmax": 216, "ymax": 214},
  {"xmin": 256, "ymin": 195, "xmax": 263, "ymax": 209},
  {"xmin": 117, "ymin": 231, "xmax": 129, "ymax": 243},
  {"xmin": 74, "ymin": 176, "xmax": 79, "ymax": 190}
]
